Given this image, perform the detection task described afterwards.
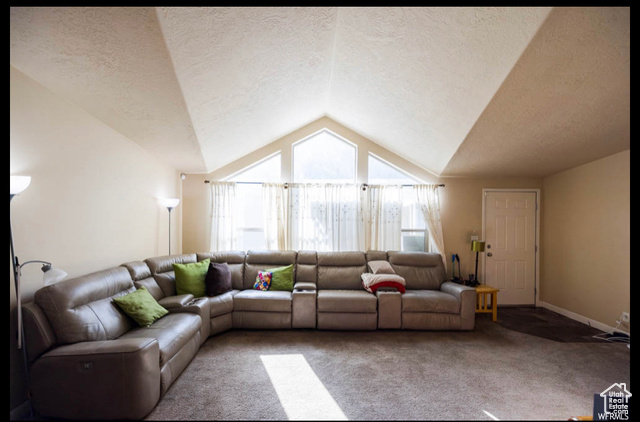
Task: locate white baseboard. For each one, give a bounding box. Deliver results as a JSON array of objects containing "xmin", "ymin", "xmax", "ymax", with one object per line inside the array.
[{"xmin": 539, "ymin": 301, "xmax": 630, "ymax": 336}]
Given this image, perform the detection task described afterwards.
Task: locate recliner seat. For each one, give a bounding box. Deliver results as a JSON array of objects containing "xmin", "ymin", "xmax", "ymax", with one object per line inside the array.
[{"xmin": 316, "ymin": 251, "xmax": 379, "ymax": 330}]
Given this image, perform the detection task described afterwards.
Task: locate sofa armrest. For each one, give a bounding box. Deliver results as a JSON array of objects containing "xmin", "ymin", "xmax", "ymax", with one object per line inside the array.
[
  {"xmin": 294, "ymin": 282, "xmax": 316, "ymax": 291},
  {"xmin": 29, "ymin": 338, "xmax": 160, "ymax": 420},
  {"xmin": 376, "ymin": 290, "xmax": 401, "ymax": 329},
  {"xmin": 292, "ymin": 289, "xmax": 316, "ymax": 328},
  {"xmin": 158, "ymin": 294, "xmax": 194, "ymax": 309},
  {"xmin": 440, "ymin": 281, "xmax": 476, "ymax": 330},
  {"xmin": 169, "ymin": 297, "xmax": 211, "ymax": 342}
]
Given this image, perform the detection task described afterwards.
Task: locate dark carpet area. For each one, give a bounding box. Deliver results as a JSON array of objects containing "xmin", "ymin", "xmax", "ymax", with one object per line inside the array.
[
  {"xmin": 494, "ymin": 307, "xmax": 610, "ymax": 343},
  {"xmin": 146, "ymin": 308, "xmax": 630, "ymax": 421}
]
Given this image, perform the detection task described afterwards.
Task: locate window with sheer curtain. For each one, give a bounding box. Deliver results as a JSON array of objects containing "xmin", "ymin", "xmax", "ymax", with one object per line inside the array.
[
  {"xmin": 286, "ymin": 131, "xmax": 362, "ymax": 251},
  {"xmin": 210, "ymin": 130, "xmax": 444, "ymax": 260},
  {"xmin": 287, "ymin": 183, "xmax": 363, "ymax": 252},
  {"xmin": 368, "ymin": 154, "xmax": 429, "ymax": 253},
  {"xmin": 209, "ymin": 181, "xmax": 237, "ymax": 252},
  {"xmin": 223, "ymin": 153, "xmax": 281, "ymax": 251}
]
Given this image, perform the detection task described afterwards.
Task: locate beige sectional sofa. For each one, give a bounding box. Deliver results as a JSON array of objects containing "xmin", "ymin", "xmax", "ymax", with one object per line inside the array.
[{"xmin": 22, "ymin": 250, "xmax": 475, "ymax": 420}]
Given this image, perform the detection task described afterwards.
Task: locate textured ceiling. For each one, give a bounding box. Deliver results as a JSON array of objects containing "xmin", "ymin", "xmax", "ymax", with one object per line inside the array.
[
  {"xmin": 155, "ymin": 7, "xmax": 336, "ymax": 172},
  {"xmin": 9, "ymin": 7, "xmax": 206, "ymax": 172},
  {"xmin": 10, "ymin": 7, "xmax": 630, "ymax": 178},
  {"xmin": 326, "ymin": 7, "xmax": 551, "ymax": 175},
  {"xmin": 442, "ymin": 7, "xmax": 631, "ymax": 177}
]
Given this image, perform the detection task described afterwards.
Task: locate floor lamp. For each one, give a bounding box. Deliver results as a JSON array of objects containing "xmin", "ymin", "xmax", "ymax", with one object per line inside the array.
[
  {"xmin": 11, "ymin": 176, "xmax": 67, "ymax": 347},
  {"xmin": 159, "ymin": 198, "xmax": 179, "ymax": 254},
  {"xmin": 11, "ymin": 175, "xmax": 67, "ymax": 418}
]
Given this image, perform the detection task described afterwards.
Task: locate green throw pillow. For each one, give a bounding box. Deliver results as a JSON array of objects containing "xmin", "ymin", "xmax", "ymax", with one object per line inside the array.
[
  {"xmin": 174, "ymin": 259, "xmax": 210, "ymax": 297},
  {"xmin": 266, "ymin": 264, "xmax": 294, "ymax": 291},
  {"xmin": 113, "ymin": 286, "xmax": 169, "ymax": 327}
]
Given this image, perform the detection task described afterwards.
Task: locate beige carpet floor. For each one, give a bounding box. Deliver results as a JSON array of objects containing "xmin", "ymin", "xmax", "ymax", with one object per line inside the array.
[{"xmin": 145, "ymin": 312, "xmax": 630, "ymax": 420}]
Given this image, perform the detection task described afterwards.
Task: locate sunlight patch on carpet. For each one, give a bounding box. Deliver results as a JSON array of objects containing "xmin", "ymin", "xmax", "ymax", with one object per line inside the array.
[
  {"xmin": 260, "ymin": 354, "xmax": 348, "ymax": 420},
  {"xmin": 483, "ymin": 409, "xmax": 500, "ymax": 420}
]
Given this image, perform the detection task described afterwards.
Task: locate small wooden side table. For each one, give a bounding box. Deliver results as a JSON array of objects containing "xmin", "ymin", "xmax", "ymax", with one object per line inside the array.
[{"xmin": 474, "ymin": 285, "xmax": 499, "ymax": 322}]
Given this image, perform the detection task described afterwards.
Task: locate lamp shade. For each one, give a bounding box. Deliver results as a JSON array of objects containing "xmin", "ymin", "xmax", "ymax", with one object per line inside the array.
[
  {"xmin": 159, "ymin": 198, "xmax": 180, "ymax": 209},
  {"xmin": 43, "ymin": 266, "xmax": 68, "ymax": 286},
  {"xmin": 471, "ymin": 240, "xmax": 485, "ymax": 252},
  {"xmin": 10, "ymin": 175, "xmax": 31, "ymax": 195}
]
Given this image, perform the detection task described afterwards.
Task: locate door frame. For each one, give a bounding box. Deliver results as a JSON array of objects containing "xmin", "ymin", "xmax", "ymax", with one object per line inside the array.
[{"xmin": 482, "ymin": 188, "xmax": 541, "ymax": 306}]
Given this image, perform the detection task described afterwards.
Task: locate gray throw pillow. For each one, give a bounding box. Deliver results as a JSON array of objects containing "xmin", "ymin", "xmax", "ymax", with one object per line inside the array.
[{"xmin": 367, "ymin": 260, "xmax": 396, "ymax": 275}]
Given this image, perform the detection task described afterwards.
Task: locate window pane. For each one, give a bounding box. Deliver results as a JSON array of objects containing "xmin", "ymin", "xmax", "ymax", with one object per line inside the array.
[
  {"xmin": 237, "ymin": 229, "xmax": 267, "ymax": 251},
  {"xmin": 228, "ymin": 155, "xmax": 275, "ymax": 251},
  {"xmin": 228, "ymin": 154, "xmax": 281, "ymax": 183},
  {"xmin": 401, "ymin": 231, "xmax": 426, "ymax": 252},
  {"xmin": 401, "ymin": 186, "xmax": 425, "ymax": 230},
  {"xmin": 368, "ymin": 154, "xmax": 418, "ymax": 185},
  {"xmin": 293, "ymin": 130, "xmax": 356, "ymax": 183},
  {"xmin": 289, "ymin": 184, "xmax": 363, "ymax": 251},
  {"xmin": 236, "ymin": 184, "xmax": 263, "ymax": 229}
]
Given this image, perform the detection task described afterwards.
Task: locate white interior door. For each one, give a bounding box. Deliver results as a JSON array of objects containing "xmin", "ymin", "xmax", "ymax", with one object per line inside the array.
[{"xmin": 483, "ymin": 191, "xmax": 537, "ymax": 305}]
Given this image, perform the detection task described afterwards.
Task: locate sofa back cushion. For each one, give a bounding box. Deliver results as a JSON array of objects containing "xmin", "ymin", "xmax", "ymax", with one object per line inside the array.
[
  {"xmin": 144, "ymin": 254, "xmax": 197, "ymax": 297},
  {"xmin": 296, "ymin": 251, "xmax": 317, "ymax": 285},
  {"xmin": 198, "ymin": 251, "xmax": 246, "ymax": 290},
  {"xmin": 366, "ymin": 250, "xmax": 388, "ymax": 262},
  {"xmin": 387, "ymin": 251, "xmax": 446, "ymax": 290},
  {"xmin": 244, "ymin": 250, "xmax": 297, "ymax": 290},
  {"xmin": 34, "ymin": 267, "xmax": 136, "ymax": 345},
  {"xmin": 121, "ymin": 261, "xmax": 164, "ymax": 300},
  {"xmin": 317, "ymin": 251, "xmax": 367, "ymax": 290}
]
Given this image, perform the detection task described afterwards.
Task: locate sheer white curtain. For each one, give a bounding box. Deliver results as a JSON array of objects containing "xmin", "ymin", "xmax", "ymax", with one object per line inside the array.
[
  {"xmin": 366, "ymin": 185, "xmax": 403, "ymax": 251},
  {"xmin": 414, "ymin": 184, "xmax": 446, "ymax": 271},
  {"xmin": 209, "ymin": 181, "xmax": 237, "ymax": 252},
  {"xmin": 262, "ymin": 183, "xmax": 289, "ymax": 251},
  {"xmin": 289, "ymin": 183, "xmax": 364, "ymax": 252}
]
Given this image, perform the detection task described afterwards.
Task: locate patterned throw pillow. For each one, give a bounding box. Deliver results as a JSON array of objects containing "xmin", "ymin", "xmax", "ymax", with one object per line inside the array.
[{"xmin": 254, "ymin": 271, "xmax": 272, "ymax": 290}]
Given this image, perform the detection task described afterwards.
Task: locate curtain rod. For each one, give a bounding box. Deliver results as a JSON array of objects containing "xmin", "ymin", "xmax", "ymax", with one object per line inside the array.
[{"xmin": 203, "ymin": 180, "xmax": 445, "ymax": 187}]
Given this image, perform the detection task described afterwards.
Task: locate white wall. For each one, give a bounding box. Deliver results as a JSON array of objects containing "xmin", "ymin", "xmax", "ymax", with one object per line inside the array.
[
  {"xmin": 9, "ymin": 65, "xmax": 182, "ymax": 411},
  {"xmin": 541, "ymin": 149, "xmax": 630, "ymax": 331}
]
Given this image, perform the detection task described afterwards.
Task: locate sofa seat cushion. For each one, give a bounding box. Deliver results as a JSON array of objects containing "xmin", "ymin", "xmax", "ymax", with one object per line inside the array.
[
  {"xmin": 317, "ymin": 290, "xmax": 377, "ymax": 313},
  {"xmin": 402, "ymin": 290, "xmax": 460, "ymax": 314},
  {"xmin": 120, "ymin": 312, "xmax": 200, "ymax": 366},
  {"xmin": 233, "ymin": 290, "xmax": 292, "ymax": 313},
  {"xmin": 208, "ymin": 289, "xmax": 240, "ymax": 318}
]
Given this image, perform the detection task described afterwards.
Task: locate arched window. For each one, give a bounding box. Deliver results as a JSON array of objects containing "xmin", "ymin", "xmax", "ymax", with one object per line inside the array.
[
  {"xmin": 368, "ymin": 153, "xmax": 418, "ymax": 185},
  {"xmin": 293, "ymin": 129, "xmax": 356, "ymax": 183},
  {"xmin": 226, "ymin": 153, "xmax": 281, "ymax": 183},
  {"xmin": 209, "ymin": 129, "xmax": 431, "ymax": 252}
]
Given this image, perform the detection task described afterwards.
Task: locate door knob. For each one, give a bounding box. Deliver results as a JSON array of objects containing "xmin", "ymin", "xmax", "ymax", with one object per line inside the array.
[{"xmin": 487, "ymin": 253, "xmax": 493, "ymax": 257}]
